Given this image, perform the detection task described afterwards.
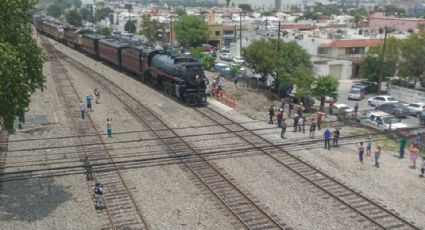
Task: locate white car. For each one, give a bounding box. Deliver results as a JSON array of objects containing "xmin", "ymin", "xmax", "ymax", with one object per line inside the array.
[
  {"xmin": 220, "ymin": 53, "xmax": 233, "ymax": 61},
  {"xmin": 330, "ymin": 103, "xmax": 353, "ymax": 114},
  {"xmin": 232, "ymin": 56, "xmax": 245, "ymax": 65},
  {"xmin": 367, "ymin": 95, "xmax": 398, "ymax": 107},
  {"xmin": 367, "ymin": 111, "xmax": 408, "ymax": 131},
  {"xmin": 406, "ymin": 102, "xmax": 425, "ymax": 117}
]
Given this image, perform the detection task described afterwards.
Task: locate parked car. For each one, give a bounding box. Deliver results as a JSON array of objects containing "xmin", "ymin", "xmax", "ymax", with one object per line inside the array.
[
  {"xmin": 406, "ymin": 102, "xmax": 425, "ymax": 117},
  {"xmin": 348, "ymin": 87, "xmax": 365, "ymax": 100},
  {"xmin": 375, "ymin": 102, "xmax": 409, "ymax": 118},
  {"xmin": 232, "ymin": 56, "xmax": 245, "ymax": 65},
  {"xmin": 220, "ymin": 53, "xmax": 233, "ymax": 61},
  {"xmin": 352, "ymin": 81, "xmax": 378, "ymax": 94},
  {"xmin": 367, "ymin": 95, "xmax": 398, "ymax": 106},
  {"xmin": 420, "ymin": 111, "xmax": 425, "ymax": 126},
  {"xmin": 330, "ymin": 103, "xmax": 353, "ymax": 115},
  {"xmin": 220, "ymin": 47, "xmax": 230, "ymax": 53},
  {"xmin": 367, "ymin": 111, "xmax": 408, "ymax": 130}
]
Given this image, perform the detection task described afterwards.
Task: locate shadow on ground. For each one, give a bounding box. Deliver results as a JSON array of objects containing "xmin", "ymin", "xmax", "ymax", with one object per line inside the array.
[{"xmin": 0, "ymin": 172, "xmax": 71, "ymax": 222}]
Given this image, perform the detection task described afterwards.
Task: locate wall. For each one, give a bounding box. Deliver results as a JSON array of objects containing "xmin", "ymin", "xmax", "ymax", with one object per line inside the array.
[
  {"xmin": 369, "ymin": 17, "xmax": 424, "ymax": 32},
  {"xmin": 389, "ymin": 84, "xmax": 425, "ymax": 102}
]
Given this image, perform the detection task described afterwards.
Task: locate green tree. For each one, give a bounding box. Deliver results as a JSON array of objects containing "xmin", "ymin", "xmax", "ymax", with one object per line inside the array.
[
  {"xmin": 238, "ymin": 4, "xmax": 252, "ymax": 12},
  {"xmin": 0, "ymin": 0, "xmax": 45, "ymax": 132},
  {"xmin": 242, "ymin": 39, "xmax": 279, "ymax": 84},
  {"xmin": 398, "ymin": 33, "xmax": 425, "ymax": 85},
  {"xmin": 95, "ymin": 7, "xmax": 113, "ymax": 22},
  {"xmin": 289, "ymin": 5, "xmax": 301, "ymax": 13},
  {"xmin": 79, "ymin": 7, "xmax": 93, "ymax": 22},
  {"xmin": 174, "ymin": 15, "xmax": 209, "ymax": 47},
  {"xmin": 352, "ymin": 13, "xmax": 364, "ymax": 28},
  {"xmin": 360, "ymin": 37, "xmax": 400, "ymax": 83},
  {"xmin": 191, "ymin": 47, "xmax": 216, "ymax": 71},
  {"xmin": 47, "ymin": 3, "xmax": 65, "ymax": 18},
  {"xmin": 98, "ymin": 27, "xmax": 112, "ymax": 36},
  {"xmin": 139, "ymin": 16, "xmax": 162, "ymax": 45},
  {"xmin": 349, "ymin": 7, "xmax": 369, "ymax": 17},
  {"xmin": 384, "ymin": 4, "xmax": 406, "ymax": 17},
  {"xmin": 312, "ymin": 75, "xmax": 339, "ymax": 112},
  {"xmin": 124, "ymin": 20, "xmax": 137, "ymax": 33},
  {"xmin": 175, "ymin": 7, "xmax": 187, "ymax": 17},
  {"xmin": 66, "ymin": 9, "xmax": 82, "ymax": 26}
]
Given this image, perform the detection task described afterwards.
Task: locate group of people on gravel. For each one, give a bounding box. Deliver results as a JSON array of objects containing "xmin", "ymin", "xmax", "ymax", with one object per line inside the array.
[
  {"xmin": 268, "ymin": 102, "xmax": 325, "ymax": 141},
  {"xmin": 78, "ymin": 88, "xmax": 113, "ymax": 138},
  {"xmin": 399, "ymin": 134, "xmax": 425, "ymax": 177},
  {"xmin": 268, "ymin": 98, "xmax": 425, "ymax": 177}
]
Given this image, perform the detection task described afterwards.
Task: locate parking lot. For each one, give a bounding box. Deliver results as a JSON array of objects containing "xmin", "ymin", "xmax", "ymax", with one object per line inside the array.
[{"xmin": 332, "ymin": 80, "xmax": 421, "ymax": 128}]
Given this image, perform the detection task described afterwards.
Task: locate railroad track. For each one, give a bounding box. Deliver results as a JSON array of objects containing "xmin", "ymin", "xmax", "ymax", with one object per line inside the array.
[
  {"xmin": 195, "ymin": 106, "xmax": 420, "ymax": 230},
  {"xmin": 59, "ymin": 49, "xmax": 291, "ymax": 230},
  {"xmin": 41, "ymin": 36, "xmax": 148, "ymax": 230}
]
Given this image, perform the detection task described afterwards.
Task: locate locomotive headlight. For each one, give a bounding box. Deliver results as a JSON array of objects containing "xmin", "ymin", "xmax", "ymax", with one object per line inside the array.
[{"xmin": 195, "ymin": 74, "xmax": 199, "ymax": 79}]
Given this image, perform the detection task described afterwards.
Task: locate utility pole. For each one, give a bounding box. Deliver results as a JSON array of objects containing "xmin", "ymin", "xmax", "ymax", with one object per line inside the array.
[
  {"xmin": 378, "ymin": 26, "xmax": 388, "ymax": 94},
  {"xmin": 277, "ymin": 21, "xmax": 281, "ymax": 51},
  {"xmin": 239, "ymin": 12, "xmax": 242, "ymax": 54}
]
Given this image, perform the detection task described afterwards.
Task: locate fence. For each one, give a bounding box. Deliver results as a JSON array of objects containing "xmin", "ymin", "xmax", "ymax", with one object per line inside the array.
[
  {"xmin": 389, "ymin": 84, "xmax": 425, "ymax": 103},
  {"xmin": 216, "ymin": 91, "xmax": 237, "ymax": 109}
]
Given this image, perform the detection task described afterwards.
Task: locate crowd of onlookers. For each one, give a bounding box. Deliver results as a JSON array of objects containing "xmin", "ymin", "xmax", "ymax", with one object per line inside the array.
[{"xmin": 267, "ymin": 99, "xmax": 425, "ymax": 177}]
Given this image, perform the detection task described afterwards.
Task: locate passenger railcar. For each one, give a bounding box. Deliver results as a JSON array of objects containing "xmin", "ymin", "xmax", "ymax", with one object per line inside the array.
[
  {"xmin": 82, "ymin": 34, "xmax": 105, "ymax": 58},
  {"xmin": 98, "ymin": 39, "xmax": 128, "ymax": 68},
  {"xmin": 121, "ymin": 46, "xmax": 144, "ymax": 76}
]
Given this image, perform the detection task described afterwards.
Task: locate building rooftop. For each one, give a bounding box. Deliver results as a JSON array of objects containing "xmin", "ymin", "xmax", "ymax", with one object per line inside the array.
[{"xmin": 319, "ymin": 39, "xmax": 383, "ymax": 48}]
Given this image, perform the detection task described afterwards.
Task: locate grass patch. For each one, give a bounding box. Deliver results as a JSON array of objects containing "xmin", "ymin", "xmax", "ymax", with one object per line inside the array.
[
  {"xmin": 375, "ymin": 138, "xmax": 398, "ymax": 151},
  {"xmin": 231, "ymin": 89, "xmax": 248, "ymax": 101}
]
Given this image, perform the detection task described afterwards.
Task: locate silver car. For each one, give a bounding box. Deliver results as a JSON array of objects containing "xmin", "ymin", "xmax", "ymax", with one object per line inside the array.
[
  {"xmin": 348, "ymin": 87, "xmax": 365, "ymax": 100},
  {"xmin": 406, "ymin": 102, "xmax": 425, "ymax": 117}
]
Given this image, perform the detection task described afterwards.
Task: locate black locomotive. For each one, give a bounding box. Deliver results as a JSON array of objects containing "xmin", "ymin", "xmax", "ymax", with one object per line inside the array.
[{"xmin": 33, "ymin": 15, "xmax": 209, "ymax": 106}]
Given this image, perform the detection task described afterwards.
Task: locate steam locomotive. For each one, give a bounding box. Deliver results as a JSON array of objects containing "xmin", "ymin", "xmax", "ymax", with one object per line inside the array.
[{"xmin": 33, "ymin": 15, "xmax": 209, "ymax": 106}]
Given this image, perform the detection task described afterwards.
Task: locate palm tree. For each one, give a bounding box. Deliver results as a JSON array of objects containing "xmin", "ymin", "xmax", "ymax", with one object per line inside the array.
[
  {"xmin": 124, "ymin": 4, "xmax": 133, "ymax": 20},
  {"xmin": 226, "ymin": 0, "xmax": 231, "ymax": 9},
  {"xmin": 312, "ymin": 75, "xmax": 339, "ymax": 112}
]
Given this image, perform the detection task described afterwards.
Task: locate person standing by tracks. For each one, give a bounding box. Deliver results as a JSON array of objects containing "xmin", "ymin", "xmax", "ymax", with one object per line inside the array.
[
  {"xmin": 94, "ymin": 88, "xmax": 100, "ymax": 104},
  {"xmin": 366, "ymin": 134, "xmax": 372, "ymax": 157},
  {"xmin": 106, "ymin": 118, "xmax": 112, "ymax": 138},
  {"xmin": 316, "ymin": 112, "xmax": 323, "ymax": 131},
  {"xmin": 333, "ymin": 128, "xmax": 340, "ymax": 147},
  {"xmin": 277, "ymin": 108, "xmax": 283, "ymax": 128},
  {"xmin": 420, "ymin": 156, "xmax": 425, "ymax": 177},
  {"xmin": 374, "ymin": 145, "xmax": 382, "ymax": 167},
  {"xmin": 79, "ymin": 100, "xmax": 85, "ymax": 119},
  {"xmin": 399, "ymin": 135, "xmax": 408, "ymax": 159},
  {"xmin": 357, "ymin": 142, "xmax": 365, "ymax": 164},
  {"xmin": 281, "ymin": 119, "xmax": 287, "ymax": 139},
  {"xmin": 409, "ymin": 144, "xmax": 419, "ymax": 168},
  {"xmin": 94, "ymin": 182, "xmax": 103, "ymax": 210},
  {"xmin": 324, "ymin": 128, "xmax": 332, "ymax": 150},
  {"xmin": 309, "ymin": 118, "xmax": 316, "ymax": 139},
  {"xmin": 297, "ymin": 116, "xmax": 303, "ymax": 132},
  {"xmin": 268, "ymin": 105, "xmax": 275, "ymax": 124},
  {"xmin": 86, "ymin": 94, "xmax": 93, "ymax": 112}
]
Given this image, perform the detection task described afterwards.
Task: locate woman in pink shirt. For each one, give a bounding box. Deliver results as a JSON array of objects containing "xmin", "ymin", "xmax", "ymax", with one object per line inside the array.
[{"xmin": 409, "ymin": 144, "xmax": 419, "ymax": 168}]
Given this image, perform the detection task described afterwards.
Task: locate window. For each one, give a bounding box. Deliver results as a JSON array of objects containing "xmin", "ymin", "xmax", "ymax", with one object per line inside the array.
[
  {"xmin": 409, "ymin": 104, "xmax": 419, "ymax": 108},
  {"xmin": 376, "ymin": 97, "xmax": 384, "ymax": 101},
  {"xmin": 346, "ymin": 47, "xmax": 365, "ymax": 54},
  {"xmin": 317, "ymin": 47, "xmax": 328, "ymax": 54},
  {"xmin": 215, "ymin": 31, "xmax": 221, "ymax": 36},
  {"xmin": 223, "ymin": 30, "xmax": 234, "ymax": 35}
]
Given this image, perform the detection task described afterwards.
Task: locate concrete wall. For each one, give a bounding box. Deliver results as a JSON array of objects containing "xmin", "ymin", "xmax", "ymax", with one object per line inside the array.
[
  {"xmin": 369, "ymin": 17, "xmax": 425, "ymax": 32},
  {"xmin": 389, "ymin": 84, "xmax": 425, "ymax": 102}
]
